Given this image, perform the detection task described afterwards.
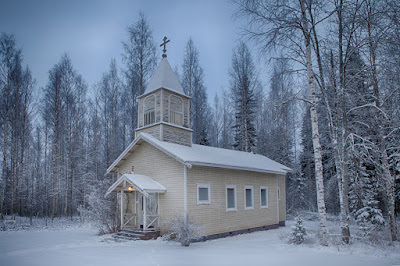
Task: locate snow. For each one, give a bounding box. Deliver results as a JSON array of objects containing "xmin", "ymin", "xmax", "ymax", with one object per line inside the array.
[
  {"xmin": 150, "ymin": 133, "xmax": 291, "ymax": 174},
  {"xmin": 107, "ymin": 133, "xmax": 291, "ymax": 175},
  {"xmin": 1, "ymin": 220, "xmax": 399, "ymax": 266},
  {"xmin": 105, "ymin": 173, "xmax": 166, "ymax": 196},
  {"xmin": 142, "ymin": 58, "xmax": 186, "ymax": 97}
]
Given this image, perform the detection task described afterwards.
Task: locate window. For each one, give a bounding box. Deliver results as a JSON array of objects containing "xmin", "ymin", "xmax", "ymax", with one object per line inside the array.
[
  {"xmin": 277, "ymin": 187, "xmax": 281, "ymax": 200},
  {"xmin": 244, "ymin": 186, "xmax": 254, "ymax": 210},
  {"xmin": 144, "ymin": 95, "xmax": 156, "ymax": 126},
  {"xmin": 260, "ymin": 186, "xmax": 268, "ymax": 208},
  {"xmin": 169, "ymin": 95, "xmax": 183, "ymax": 126},
  {"xmin": 197, "ymin": 184, "xmax": 210, "ymax": 205},
  {"xmin": 226, "ymin": 185, "xmax": 236, "ymax": 211}
]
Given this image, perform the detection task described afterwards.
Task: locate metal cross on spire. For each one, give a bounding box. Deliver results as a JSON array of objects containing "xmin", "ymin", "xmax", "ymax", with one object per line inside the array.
[{"xmin": 160, "ymin": 36, "xmax": 170, "ymax": 58}]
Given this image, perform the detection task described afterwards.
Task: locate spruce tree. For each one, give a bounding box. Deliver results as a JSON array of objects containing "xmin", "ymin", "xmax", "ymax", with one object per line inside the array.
[{"xmin": 229, "ymin": 42, "xmax": 258, "ymax": 152}]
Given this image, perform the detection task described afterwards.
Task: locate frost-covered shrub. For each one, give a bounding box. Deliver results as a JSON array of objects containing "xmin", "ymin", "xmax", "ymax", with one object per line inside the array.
[
  {"xmin": 163, "ymin": 213, "xmax": 203, "ymax": 246},
  {"xmin": 289, "ymin": 216, "xmax": 307, "ymax": 244},
  {"xmin": 78, "ymin": 177, "xmax": 118, "ymax": 235},
  {"xmin": 355, "ymin": 203, "xmax": 384, "ymax": 236}
]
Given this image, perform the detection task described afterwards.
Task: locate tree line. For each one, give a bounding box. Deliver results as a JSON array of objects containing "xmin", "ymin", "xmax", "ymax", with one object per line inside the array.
[{"xmin": 1, "ymin": 2, "xmax": 399, "ymax": 244}]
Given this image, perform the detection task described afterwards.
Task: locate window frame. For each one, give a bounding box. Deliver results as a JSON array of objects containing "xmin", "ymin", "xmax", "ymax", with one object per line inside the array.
[
  {"xmin": 225, "ymin": 185, "xmax": 237, "ymax": 212},
  {"xmin": 197, "ymin": 184, "xmax": 211, "ymax": 205},
  {"xmin": 143, "ymin": 95, "xmax": 156, "ymax": 126},
  {"xmin": 260, "ymin": 186, "xmax": 268, "ymax": 208},
  {"xmin": 277, "ymin": 187, "xmax": 281, "ymax": 201},
  {"xmin": 244, "ymin": 185, "xmax": 254, "ymax": 210},
  {"xmin": 168, "ymin": 94, "xmax": 184, "ymax": 126}
]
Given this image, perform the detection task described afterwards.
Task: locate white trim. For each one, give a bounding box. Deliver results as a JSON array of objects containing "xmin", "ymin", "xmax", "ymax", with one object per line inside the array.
[
  {"xmin": 105, "ymin": 173, "xmax": 166, "ymax": 197},
  {"xmin": 143, "ymin": 193, "xmax": 147, "ymax": 230},
  {"xmin": 276, "ymin": 176, "xmax": 280, "ymax": 223},
  {"xmin": 278, "ymin": 187, "xmax": 281, "ymax": 200},
  {"xmin": 226, "ymin": 185, "xmax": 237, "ymax": 212},
  {"xmin": 136, "ymin": 121, "xmax": 193, "ymax": 132},
  {"xmin": 139, "ymin": 87, "xmax": 191, "ymax": 99},
  {"xmin": 197, "ymin": 184, "xmax": 211, "ymax": 205},
  {"xmin": 120, "ymin": 191, "xmax": 124, "ymax": 228},
  {"xmin": 260, "ymin": 186, "xmax": 268, "ymax": 208},
  {"xmin": 106, "ymin": 133, "xmax": 187, "ymax": 174},
  {"xmin": 244, "ymin": 185, "xmax": 254, "ymax": 210},
  {"xmin": 186, "ymin": 161, "xmax": 288, "ymax": 175},
  {"xmin": 168, "ymin": 94, "xmax": 184, "ymax": 126},
  {"xmin": 160, "ymin": 88, "xmax": 164, "ymax": 122},
  {"xmin": 160, "ymin": 123, "xmax": 164, "ymax": 141},
  {"xmin": 184, "ymin": 165, "xmax": 188, "ymax": 221},
  {"xmin": 143, "ymin": 94, "xmax": 156, "ymax": 126}
]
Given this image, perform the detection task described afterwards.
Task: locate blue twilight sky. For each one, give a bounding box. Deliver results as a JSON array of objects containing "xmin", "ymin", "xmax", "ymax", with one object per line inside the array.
[{"xmin": 0, "ymin": 0, "xmax": 262, "ymax": 101}]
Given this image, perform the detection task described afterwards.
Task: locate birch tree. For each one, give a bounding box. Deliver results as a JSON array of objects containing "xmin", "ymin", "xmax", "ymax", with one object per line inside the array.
[
  {"xmin": 181, "ymin": 38, "xmax": 210, "ymax": 145},
  {"xmin": 122, "ymin": 13, "xmax": 157, "ymax": 141},
  {"xmin": 234, "ymin": 0, "xmax": 328, "ymax": 244},
  {"xmin": 0, "ymin": 33, "xmax": 22, "ymax": 216}
]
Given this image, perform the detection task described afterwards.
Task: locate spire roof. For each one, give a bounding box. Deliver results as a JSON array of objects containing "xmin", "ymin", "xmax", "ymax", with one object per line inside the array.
[{"xmin": 142, "ymin": 58, "xmax": 186, "ymax": 97}]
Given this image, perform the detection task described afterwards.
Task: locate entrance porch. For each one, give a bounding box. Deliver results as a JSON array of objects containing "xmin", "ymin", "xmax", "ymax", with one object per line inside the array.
[{"xmin": 105, "ymin": 173, "xmax": 166, "ymax": 231}]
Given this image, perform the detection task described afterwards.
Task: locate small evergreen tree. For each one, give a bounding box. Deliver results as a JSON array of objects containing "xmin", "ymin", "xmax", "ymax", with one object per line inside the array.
[{"xmin": 289, "ymin": 216, "xmax": 307, "ymax": 244}]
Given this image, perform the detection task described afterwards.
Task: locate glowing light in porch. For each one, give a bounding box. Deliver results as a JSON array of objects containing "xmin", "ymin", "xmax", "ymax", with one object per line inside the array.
[{"xmin": 128, "ymin": 186, "xmax": 134, "ymax": 191}]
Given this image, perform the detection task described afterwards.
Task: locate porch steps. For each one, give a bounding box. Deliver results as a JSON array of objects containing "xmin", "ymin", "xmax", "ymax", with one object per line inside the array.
[{"xmin": 113, "ymin": 229, "xmax": 160, "ymax": 240}]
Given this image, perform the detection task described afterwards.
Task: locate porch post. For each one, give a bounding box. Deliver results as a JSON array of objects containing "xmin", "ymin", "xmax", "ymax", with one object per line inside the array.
[
  {"xmin": 157, "ymin": 193, "xmax": 160, "ymax": 228},
  {"xmin": 143, "ymin": 194, "xmax": 147, "ymax": 230},
  {"xmin": 133, "ymin": 191, "xmax": 137, "ymax": 227},
  {"xmin": 120, "ymin": 191, "xmax": 124, "ymax": 228}
]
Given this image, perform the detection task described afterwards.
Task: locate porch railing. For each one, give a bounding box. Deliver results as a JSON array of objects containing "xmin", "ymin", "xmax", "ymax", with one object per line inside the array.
[
  {"xmin": 145, "ymin": 215, "xmax": 159, "ymax": 230},
  {"xmin": 123, "ymin": 212, "xmax": 136, "ymax": 227}
]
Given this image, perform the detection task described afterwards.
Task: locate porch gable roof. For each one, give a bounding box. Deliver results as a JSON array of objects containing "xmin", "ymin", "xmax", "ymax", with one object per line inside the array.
[{"xmin": 105, "ymin": 173, "xmax": 166, "ymax": 197}]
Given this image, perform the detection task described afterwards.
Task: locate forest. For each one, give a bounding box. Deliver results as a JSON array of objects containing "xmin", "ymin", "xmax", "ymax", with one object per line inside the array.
[{"xmin": 0, "ymin": 0, "xmax": 399, "ymax": 245}]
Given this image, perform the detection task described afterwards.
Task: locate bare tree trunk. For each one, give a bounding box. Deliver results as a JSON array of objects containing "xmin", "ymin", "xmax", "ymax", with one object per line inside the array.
[
  {"xmin": 300, "ymin": 0, "xmax": 328, "ymax": 246},
  {"xmin": 336, "ymin": 0, "xmax": 350, "ymax": 244},
  {"xmin": 0, "ymin": 82, "xmax": 11, "ymax": 217},
  {"xmin": 366, "ymin": 0, "xmax": 397, "ymax": 241},
  {"xmin": 44, "ymin": 123, "xmax": 48, "ymax": 217}
]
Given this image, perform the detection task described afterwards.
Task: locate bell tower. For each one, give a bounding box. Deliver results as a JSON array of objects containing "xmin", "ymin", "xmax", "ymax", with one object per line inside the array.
[{"xmin": 135, "ymin": 37, "xmax": 192, "ymax": 146}]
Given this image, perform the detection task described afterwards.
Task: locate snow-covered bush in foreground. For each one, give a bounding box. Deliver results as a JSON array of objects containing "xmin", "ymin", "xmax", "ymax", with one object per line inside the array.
[
  {"xmin": 77, "ymin": 178, "xmax": 118, "ymax": 235},
  {"xmin": 163, "ymin": 213, "xmax": 203, "ymax": 246},
  {"xmin": 289, "ymin": 216, "xmax": 307, "ymax": 244}
]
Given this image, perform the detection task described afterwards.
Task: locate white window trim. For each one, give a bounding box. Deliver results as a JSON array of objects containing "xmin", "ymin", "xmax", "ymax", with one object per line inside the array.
[
  {"xmin": 197, "ymin": 184, "xmax": 211, "ymax": 205},
  {"xmin": 277, "ymin": 187, "xmax": 281, "ymax": 201},
  {"xmin": 244, "ymin": 185, "xmax": 254, "ymax": 210},
  {"xmin": 226, "ymin": 185, "xmax": 237, "ymax": 212},
  {"xmin": 260, "ymin": 186, "xmax": 268, "ymax": 209},
  {"xmin": 168, "ymin": 94, "xmax": 184, "ymax": 126},
  {"xmin": 143, "ymin": 95, "xmax": 156, "ymax": 126}
]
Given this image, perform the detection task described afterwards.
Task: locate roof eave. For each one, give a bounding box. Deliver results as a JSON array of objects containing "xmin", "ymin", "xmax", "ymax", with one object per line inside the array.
[
  {"xmin": 105, "ymin": 133, "xmax": 188, "ymax": 175},
  {"xmin": 138, "ymin": 87, "xmax": 190, "ymax": 99},
  {"xmin": 105, "ymin": 136, "xmax": 142, "ymax": 175},
  {"xmin": 187, "ymin": 161, "xmax": 289, "ymax": 175}
]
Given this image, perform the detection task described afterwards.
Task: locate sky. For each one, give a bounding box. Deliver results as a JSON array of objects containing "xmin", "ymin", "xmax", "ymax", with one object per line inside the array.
[{"xmin": 0, "ymin": 0, "xmax": 250, "ymax": 101}]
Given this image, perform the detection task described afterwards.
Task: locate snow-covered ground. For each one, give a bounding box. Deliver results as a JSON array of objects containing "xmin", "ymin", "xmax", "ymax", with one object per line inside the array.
[{"xmin": 1, "ymin": 218, "xmax": 399, "ymax": 266}]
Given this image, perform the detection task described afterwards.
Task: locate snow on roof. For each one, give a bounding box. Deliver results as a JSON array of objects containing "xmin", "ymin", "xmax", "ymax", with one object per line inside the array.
[
  {"xmin": 105, "ymin": 173, "xmax": 166, "ymax": 197},
  {"xmin": 106, "ymin": 133, "xmax": 291, "ymax": 176},
  {"xmin": 142, "ymin": 58, "xmax": 186, "ymax": 97}
]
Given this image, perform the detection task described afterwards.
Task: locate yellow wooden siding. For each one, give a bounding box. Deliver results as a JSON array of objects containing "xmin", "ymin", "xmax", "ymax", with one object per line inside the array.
[
  {"xmin": 278, "ymin": 174, "xmax": 286, "ymax": 222},
  {"xmin": 117, "ymin": 142, "xmax": 184, "ymax": 232},
  {"xmin": 187, "ymin": 166, "xmax": 280, "ymax": 236}
]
